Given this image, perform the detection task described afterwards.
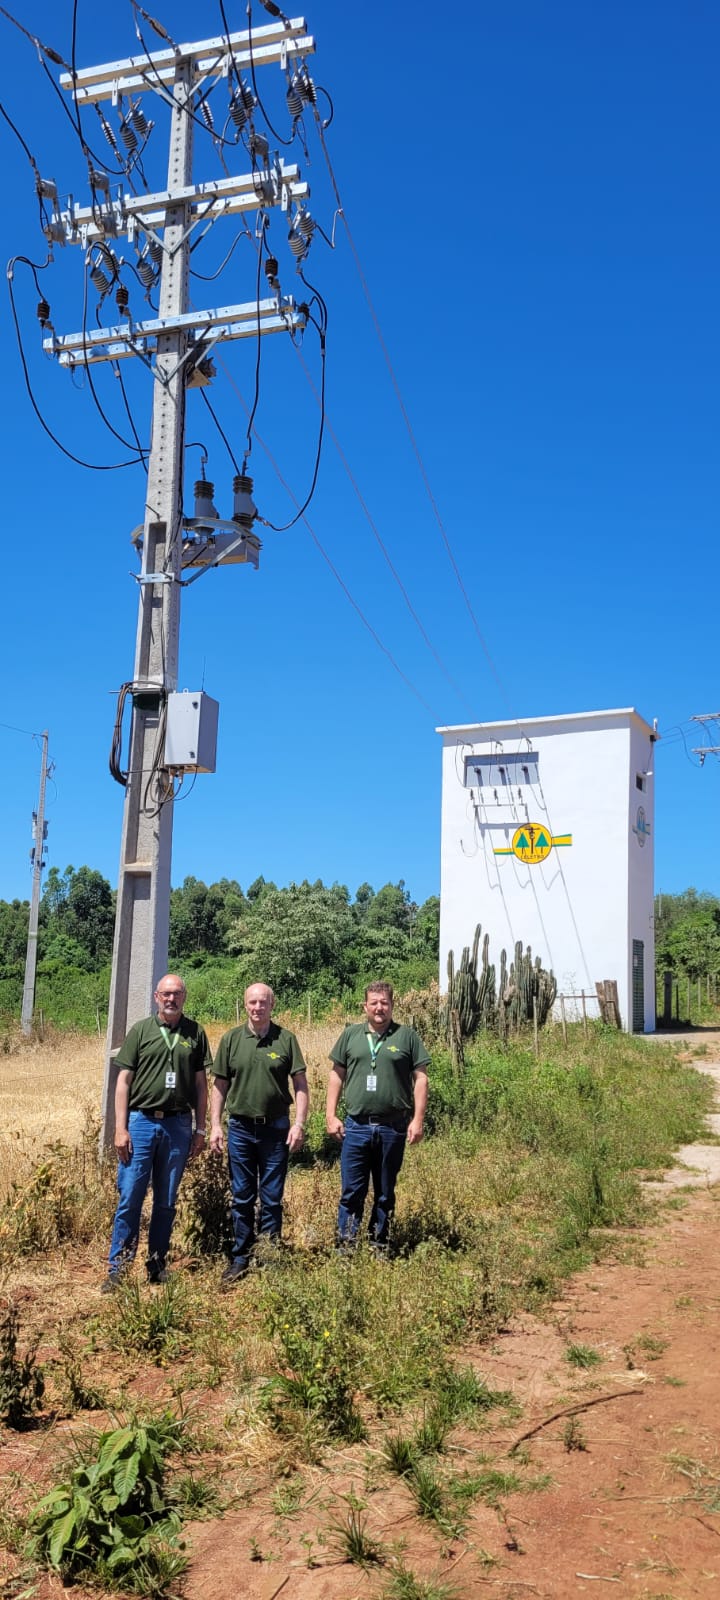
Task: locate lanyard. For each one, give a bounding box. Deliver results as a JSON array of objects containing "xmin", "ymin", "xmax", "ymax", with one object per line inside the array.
[
  {"xmin": 158, "ymin": 1024, "xmax": 180, "ymax": 1054},
  {"xmin": 367, "ymin": 1030, "xmax": 386, "ymax": 1067}
]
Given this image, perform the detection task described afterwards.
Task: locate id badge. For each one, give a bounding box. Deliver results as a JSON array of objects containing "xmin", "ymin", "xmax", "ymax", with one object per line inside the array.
[
  {"xmin": 165, "ymin": 1070, "xmax": 176, "ymax": 1090},
  {"xmin": 366, "ymin": 1073, "xmax": 377, "ymax": 1092}
]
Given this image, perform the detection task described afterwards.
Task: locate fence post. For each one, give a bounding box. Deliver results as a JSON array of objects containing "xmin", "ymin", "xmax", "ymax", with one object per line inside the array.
[
  {"xmin": 662, "ymin": 971, "xmax": 672, "ymax": 1027},
  {"xmin": 581, "ymin": 990, "xmax": 588, "ymax": 1038},
  {"xmin": 235, "ymin": 995, "xmax": 240, "ymax": 1025},
  {"xmin": 533, "ymin": 994, "xmax": 539, "ymax": 1058},
  {"xmin": 560, "ymin": 994, "xmax": 568, "ymax": 1046},
  {"xmin": 686, "ymin": 976, "xmax": 691, "ymax": 1022}
]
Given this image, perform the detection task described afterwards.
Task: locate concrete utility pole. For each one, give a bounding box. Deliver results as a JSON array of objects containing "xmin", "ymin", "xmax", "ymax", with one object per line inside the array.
[
  {"xmin": 21, "ymin": 730, "xmax": 50, "ymax": 1035},
  {"xmin": 47, "ymin": 21, "xmax": 315, "ymax": 1146}
]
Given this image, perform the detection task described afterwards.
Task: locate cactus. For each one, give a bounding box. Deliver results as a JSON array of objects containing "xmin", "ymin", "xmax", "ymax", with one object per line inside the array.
[
  {"xmin": 445, "ymin": 923, "xmax": 496, "ymax": 1072},
  {"xmin": 446, "ymin": 926, "xmax": 556, "ymax": 1052}
]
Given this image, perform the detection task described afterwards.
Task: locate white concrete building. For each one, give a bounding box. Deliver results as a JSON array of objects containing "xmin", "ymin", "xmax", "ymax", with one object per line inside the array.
[{"xmin": 438, "ymin": 709, "xmax": 657, "ymax": 1032}]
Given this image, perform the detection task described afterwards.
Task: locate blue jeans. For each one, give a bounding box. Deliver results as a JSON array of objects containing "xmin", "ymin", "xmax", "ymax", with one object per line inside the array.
[
  {"xmin": 227, "ymin": 1116, "xmax": 290, "ymax": 1267},
  {"xmin": 337, "ymin": 1116, "xmax": 408, "ymax": 1246},
  {"xmin": 108, "ymin": 1110, "xmax": 193, "ymax": 1272}
]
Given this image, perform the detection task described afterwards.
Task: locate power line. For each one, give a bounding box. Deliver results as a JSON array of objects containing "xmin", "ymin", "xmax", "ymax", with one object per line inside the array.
[
  {"xmin": 310, "ymin": 109, "xmax": 511, "ymax": 709},
  {"xmin": 7, "ymin": 259, "xmax": 143, "ymax": 471},
  {"xmin": 217, "ymin": 353, "xmax": 438, "ymax": 717},
  {"xmin": 294, "ymin": 344, "xmax": 474, "ymax": 714}
]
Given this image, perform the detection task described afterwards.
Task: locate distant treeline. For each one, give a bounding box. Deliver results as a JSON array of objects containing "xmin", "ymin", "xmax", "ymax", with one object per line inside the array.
[
  {"xmin": 1, "ymin": 873, "xmax": 717, "ymax": 1031},
  {"xmin": 0, "ymin": 866, "xmax": 440, "ymax": 1026},
  {"xmin": 654, "ymin": 889, "xmax": 720, "ymax": 982}
]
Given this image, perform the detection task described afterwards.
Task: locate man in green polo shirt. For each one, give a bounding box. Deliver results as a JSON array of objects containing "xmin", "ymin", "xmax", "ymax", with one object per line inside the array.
[
  {"xmin": 210, "ymin": 982, "xmax": 309, "ymax": 1285},
  {"xmin": 326, "ymin": 980, "xmax": 430, "ymax": 1252},
  {"xmin": 102, "ymin": 974, "xmax": 211, "ymax": 1291}
]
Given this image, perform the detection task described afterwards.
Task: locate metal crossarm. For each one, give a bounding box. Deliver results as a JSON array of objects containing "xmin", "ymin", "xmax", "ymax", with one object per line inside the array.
[
  {"xmin": 52, "ymin": 165, "xmax": 308, "ymax": 247},
  {"xmin": 44, "ymin": 297, "xmax": 306, "ymax": 367},
  {"xmin": 59, "ymin": 20, "xmax": 315, "ymax": 105}
]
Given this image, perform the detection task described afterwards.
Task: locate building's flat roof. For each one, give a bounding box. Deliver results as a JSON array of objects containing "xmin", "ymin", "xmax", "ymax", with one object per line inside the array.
[{"xmin": 437, "ymin": 707, "xmax": 657, "ymax": 737}]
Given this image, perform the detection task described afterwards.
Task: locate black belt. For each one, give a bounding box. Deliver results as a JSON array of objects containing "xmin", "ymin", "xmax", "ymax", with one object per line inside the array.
[
  {"xmin": 138, "ymin": 1108, "xmax": 190, "ymax": 1120},
  {"xmin": 349, "ymin": 1112, "xmax": 408, "ymax": 1130},
  {"xmin": 230, "ymin": 1113, "xmax": 286, "ymax": 1127}
]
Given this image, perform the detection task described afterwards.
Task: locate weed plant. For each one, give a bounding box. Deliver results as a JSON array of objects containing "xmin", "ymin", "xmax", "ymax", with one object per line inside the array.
[
  {"xmin": 103, "ymin": 1277, "xmax": 192, "ymax": 1365},
  {"xmin": 180, "ymin": 1150, "xmax": 234, "ymax": 1258},
  {"xmin": 382, "ymin": 1564, "xmax": 458, "ymax": 1600},
  {"xmin": 57, "ymin": 1331, "xmax": 106, "ymax": 1412},
  {"xmin": 0, "ymin": 1301, "xmax": 44, "ymax": 1428},
  {"xmin": 262, "ymin": 1263, "xmax": 365, "ymax": 1441},
  {"xmin": 30, "ymin": 1415, "xmax": 188, "ymax": 1596},
  {"xmin": 0, "ymin": 1136, "xmax": 114, "ymax": 1261},
  {"xmin": 565, "ymin": 1343, "xmax": 602, "ymax": 1370},
  {"xmin": 328, "ymin": 1493, "xmax": 385, "ymax": 1569}
]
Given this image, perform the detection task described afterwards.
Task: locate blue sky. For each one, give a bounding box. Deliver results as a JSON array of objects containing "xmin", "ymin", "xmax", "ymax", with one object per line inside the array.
[{"xmin": 0, "ymin": 0, "xmax": 717, "ymax": 910}]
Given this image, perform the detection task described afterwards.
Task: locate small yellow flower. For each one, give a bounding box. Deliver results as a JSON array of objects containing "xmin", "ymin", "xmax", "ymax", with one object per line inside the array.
[{"xmin": 323, "ymin": 1329, "xmax": 330, "ymax": 1338}]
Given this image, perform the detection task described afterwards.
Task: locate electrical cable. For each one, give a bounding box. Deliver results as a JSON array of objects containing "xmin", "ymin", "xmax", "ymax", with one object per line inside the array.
[
  {"xmin": 293, "ymin": 343, "xmax": 474, "ymax": 714},
  {"xmin": 259, "ymin": 316, "xmax": 325, "ymax": 530},
  {"xmin": 242, "ymin": 212, "xmax": 268, "ymax": 468},
  {"xmin": 7, "ymin": 258, "xmax": 141, "ymax": 470},
  {"xmin": 215, "ymin": 352, "xmax": 438, "ymax": 717},
  {"xmin": 128, "ymin": 0, "xmax": 241, "ymax": 154},
  {"xmin": 197, "ymin": 388, "xmax": 241, "ymax": 473},
  {"xmin": 236, "ymin": 0, "xmax": 294, "ymax": 147},
  {"xmin": 311, "ymin": 108, "xmax": 511, "ymax": 710},
  {"xmin": 0, "ymin": 719, "xmax": 41, "ymax": 738},
  {"xmin": 112, "ymin": 360, "xmax": 149, "ymax": 471},
  {"xmin": 190, "ymin": 224, "xmax": 251, "ymax": 281},
  {"xmin": 76, "ymin": 257, "xmax": 147, "ymax": 462},
  {"xmin": 0, "ymin": 96, "xmax": 41, "ymax": 175},
  {"xmin": 109, "ymin": 683, "xmax": 132, "ymax": 785}
]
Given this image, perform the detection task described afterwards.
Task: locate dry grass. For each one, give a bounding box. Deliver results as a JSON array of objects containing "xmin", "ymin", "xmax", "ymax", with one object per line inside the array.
[
  {"xmin": 0, "ymin": 1030, "xmax": 104, "ymax": 1201},
  {"xmin": 0, "ymin": 1015, "xmax": 341, "ymax": 1203}
]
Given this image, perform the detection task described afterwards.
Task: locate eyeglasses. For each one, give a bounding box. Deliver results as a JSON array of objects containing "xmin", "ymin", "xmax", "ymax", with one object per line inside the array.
[{"xmin": 158, "ymin": 989, "xmax": 184, "ymax": 999}]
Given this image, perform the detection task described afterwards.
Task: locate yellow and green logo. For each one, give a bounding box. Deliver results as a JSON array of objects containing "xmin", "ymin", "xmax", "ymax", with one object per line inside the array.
[{"xmin": 493, "ymin": 824, "xmax": 572, "ymax": 865}]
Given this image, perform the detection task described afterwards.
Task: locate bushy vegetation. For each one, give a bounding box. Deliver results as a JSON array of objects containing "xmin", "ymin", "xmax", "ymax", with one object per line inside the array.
[
  {"xmin": 0, "ymin": 867, "xmax": 439, "ymax": 1026},
  {"xmin": 655, "ymin": 889, "xmax": 720, "ymax": 982}
]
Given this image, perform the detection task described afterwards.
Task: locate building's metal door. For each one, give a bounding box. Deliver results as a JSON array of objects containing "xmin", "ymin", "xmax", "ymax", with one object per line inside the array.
[{"xmin": 632, "ymin": 940, "xmax": 645, "ymax": 1032}]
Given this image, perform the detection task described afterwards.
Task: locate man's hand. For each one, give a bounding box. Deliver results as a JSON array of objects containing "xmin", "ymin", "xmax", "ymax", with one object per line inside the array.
[
  {"xmin": 287, "ymin": 1122, "xmax": 305, "ymax": 1154},
  {"xmin": 406, "ymin": 1118, "xmax": 424, "ymax": 1145},
  {"xmin": 189, "ymin": 1131, "xmax": 207, "ymax": 1160},
  {"xmin": 326, "ymin": 1115, "xmax": 345, "ymax": 1142},
  {"xmin": 209, "ymin": 1126, "xmax": 224, "ymax": 1155},
  {"xmin": 115, "ymin": 1129, "xmax": 132, "ymax": 1164}
]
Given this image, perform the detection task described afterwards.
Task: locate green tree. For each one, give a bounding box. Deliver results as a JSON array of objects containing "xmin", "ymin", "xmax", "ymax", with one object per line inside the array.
[
  {"xmin": 40, "ymin": 865, "xmax": 114, "ymax": 969},
  {"xmin": 227, "ymin": 880, "xmax": 355, "ymax": 999},
  {"xmin": 362, "ymin": 880, "xmax": 415, "ymax": 933},
  {"xmin": 0, "ymin": 900, "xmax": 29, "ymax": 976},
  {"xmin": 656, "ymin": 901, "xmax": 720, "ymax": 980}
]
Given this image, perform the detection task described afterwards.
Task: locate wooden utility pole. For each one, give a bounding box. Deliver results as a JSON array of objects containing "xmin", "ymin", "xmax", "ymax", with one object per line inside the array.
[{"xmin": 21, "ymin": 731, "xmax": 50, "ymax": 1035}]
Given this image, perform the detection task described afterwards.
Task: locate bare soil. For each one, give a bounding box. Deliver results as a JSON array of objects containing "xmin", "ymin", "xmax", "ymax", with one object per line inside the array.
[{"xmin": 4, "ymin": 1047, "xmax": 720, "ymax": 1600}]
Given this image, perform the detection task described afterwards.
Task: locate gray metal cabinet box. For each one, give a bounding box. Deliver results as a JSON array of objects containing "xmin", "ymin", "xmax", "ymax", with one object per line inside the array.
[{"xmin": 165, "ymin": 691, "xmax": 219, "ymax": 773}]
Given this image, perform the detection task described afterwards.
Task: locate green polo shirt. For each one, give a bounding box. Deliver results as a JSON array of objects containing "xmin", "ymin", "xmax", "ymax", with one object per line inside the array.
[
  {"xmin": 116, "ymin": 1014, "xmax": 212, "ymax": 1114},
  {"xmin": 330, "ymin": 1020, "xmax": 430, "ymax": 1118},
  {"xmin": 213, "ymin": 1022, "xmax": 306, "ymax": 1119}
]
